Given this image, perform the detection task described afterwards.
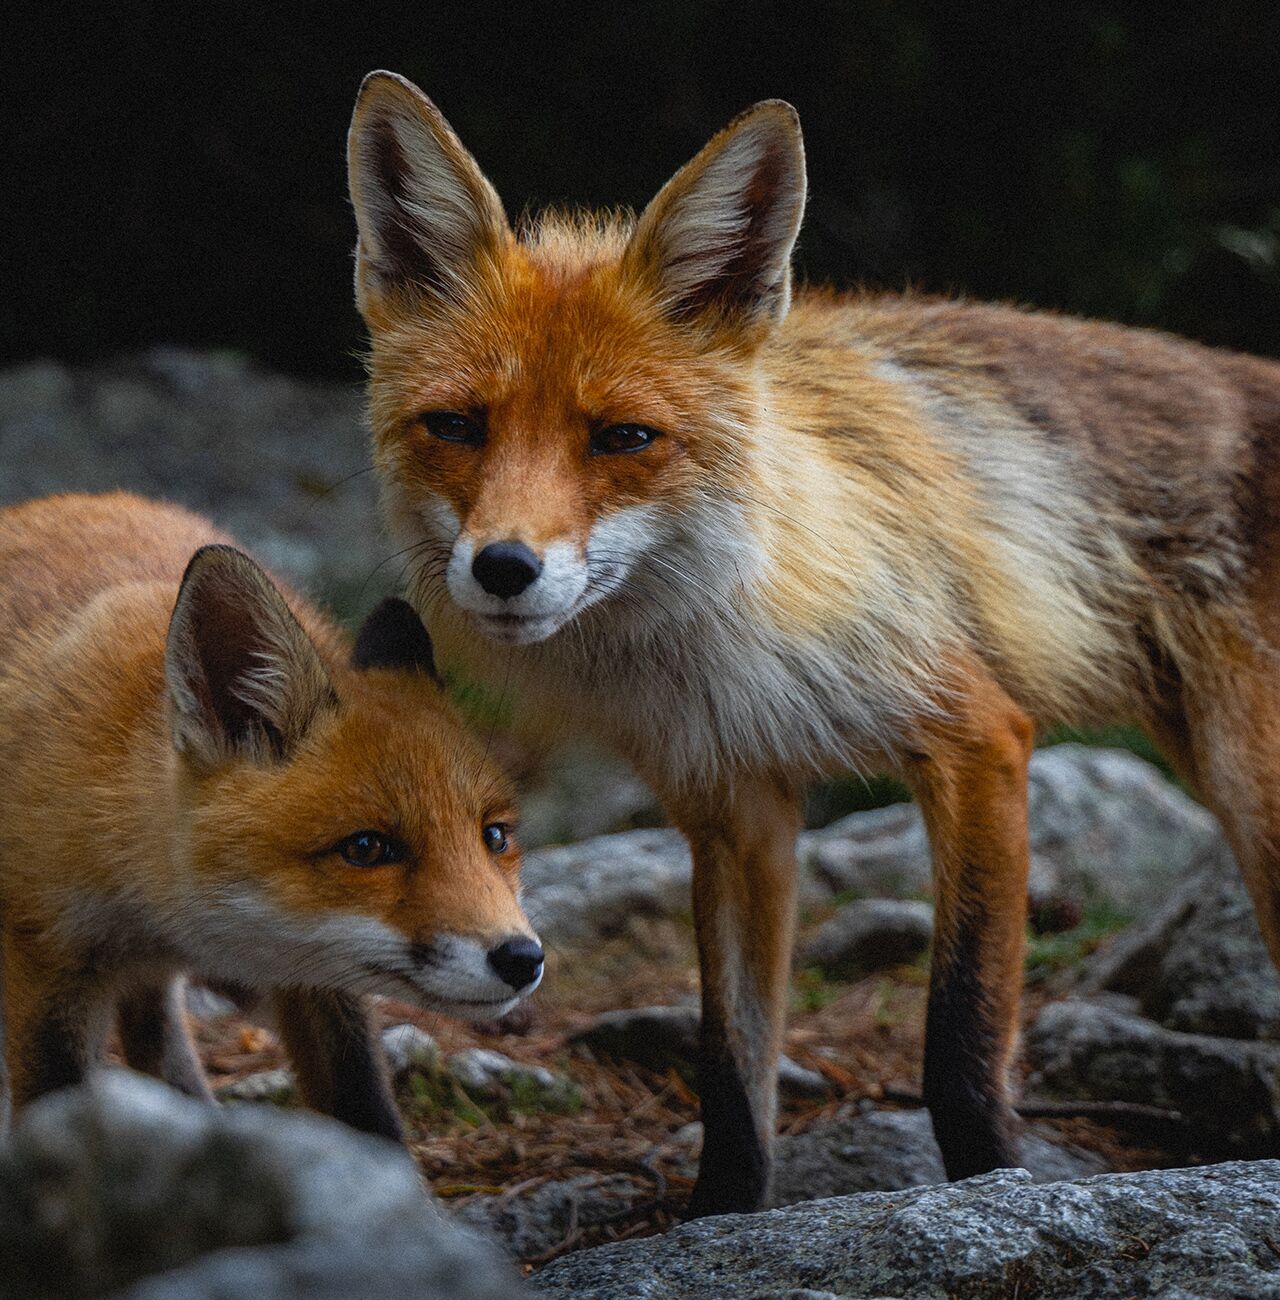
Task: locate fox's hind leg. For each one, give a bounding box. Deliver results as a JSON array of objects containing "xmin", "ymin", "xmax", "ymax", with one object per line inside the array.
[
  {"xmin": 907, "ymin": 665, "xmax": 1035, "ymax": 1181},
  {"xmin": 1158, "ymin": 631, "xmax": 1280, "ymax": 977},
  {"xmin": 668, "ymin": 773, "xmax": 803, "ymax": 1217},
  {"xmin": 116, "ymin": 976, "xmax": 214, "ymax": 1101},
  {"xmin": 274, "ymin": 989, "xmax": 403, "ymax": 1141}
]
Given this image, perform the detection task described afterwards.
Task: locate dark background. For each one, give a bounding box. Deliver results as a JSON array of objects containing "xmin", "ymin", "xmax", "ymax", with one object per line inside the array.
[{"xmin": 6, "ymin": 1, "xmax": 1279, "ymax": 378}]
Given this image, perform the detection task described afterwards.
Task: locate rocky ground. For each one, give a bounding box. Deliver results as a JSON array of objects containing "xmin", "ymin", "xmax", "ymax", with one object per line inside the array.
[{"xmin": 6, "ymin": 353, "xmax": 1280, "ymax": 1295}]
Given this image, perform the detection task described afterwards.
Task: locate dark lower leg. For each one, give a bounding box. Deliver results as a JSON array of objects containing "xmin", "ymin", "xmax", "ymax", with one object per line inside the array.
[{"xmin": 273, "ymin": 988, "xmax": 403, "ymax": 1141}]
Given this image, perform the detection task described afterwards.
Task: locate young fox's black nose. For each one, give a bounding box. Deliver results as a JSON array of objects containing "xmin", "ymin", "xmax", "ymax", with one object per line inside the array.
[
  {"xmin": 487, "ymin": 935, "xmax": 545, "ymax": 990},
  {"xmin": 472, "ymin": 542, "xmax": 541, "ymax": 599}
]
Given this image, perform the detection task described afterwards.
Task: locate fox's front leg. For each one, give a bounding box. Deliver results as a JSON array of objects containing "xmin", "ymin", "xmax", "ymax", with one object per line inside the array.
[
  {"xmin": 907, "ymin": 669, "xmax": 1034, "ymax": 1180},
  {"xmin": 669, "ymin": 774, "xmax": 802, "ymax": 1217},
  {"xmin": 273, "ymin": 988, "xmax": 404, "ymax": 1142},
  {"xmin": 116, "ymin": 975, "xmax": 214, "ymax": 1101},
  {"xmin": 2, "ymin": 928, "xmax": 109, "ymax": 1114}
]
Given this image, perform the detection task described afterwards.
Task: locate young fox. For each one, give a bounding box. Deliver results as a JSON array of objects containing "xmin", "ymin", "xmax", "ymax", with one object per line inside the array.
[
  {"xmin": 347, "ymin": 71, "xmax": 1280, "ymax": 1213},
  {"xmin": 0, "ymin": 492, "xmax": 543, "ymax": 1138}
]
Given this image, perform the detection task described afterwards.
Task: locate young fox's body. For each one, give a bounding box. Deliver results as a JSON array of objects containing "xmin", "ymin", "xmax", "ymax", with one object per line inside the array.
[
  {"xmin": 0, "ymin": 492, "xmax": 543, "ymax": 1135},
  {"xmin": 348, "ymin": 73, "xmax": 1280, "ymax": 1213}
]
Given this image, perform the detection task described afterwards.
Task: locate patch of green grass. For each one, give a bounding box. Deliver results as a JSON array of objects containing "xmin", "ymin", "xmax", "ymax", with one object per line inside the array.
[
  {"xmin": 1040, "ymin": 723, "xmax": 1177, "ymax": 783},
  {"xmin": 793, "ymin": 965, "xmax": 839, "ymax": 1012},
  {"xmin": 405, "ymin": 1070, "xmax": 487, "ymax": 1128},
  {"xmin": 1024, "ymin": 897, "xmax": 1133, "ymax": 983}
]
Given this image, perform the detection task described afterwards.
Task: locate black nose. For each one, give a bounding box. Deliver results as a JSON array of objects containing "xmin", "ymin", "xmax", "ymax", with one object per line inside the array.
[
  {"xmin": 472, "ymin": 541, "xmax": 541, "ymax": 599},
  {"xmin": 487, "ymin": 935, "xmax": 544, "ymax": 990}
]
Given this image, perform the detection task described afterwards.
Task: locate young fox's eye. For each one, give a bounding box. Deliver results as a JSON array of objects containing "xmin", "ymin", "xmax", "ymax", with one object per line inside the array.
[
  {"xmin": 590, "ymin": 424, "xmax": 661, "ymax": 455},
  {"xmin": 418, "ymin": 410, "xmax": 484, "ymax": 445},
  {"xmin": 482, "ymin": 822, "xmax": 511, "ymax": 854},
  {"xmin": 337, "ymin": 830, "xmax": 406, "ymax": 868}
]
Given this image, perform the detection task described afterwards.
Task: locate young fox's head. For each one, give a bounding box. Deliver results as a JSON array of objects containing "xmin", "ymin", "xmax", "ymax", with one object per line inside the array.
[
  {"xmin": 164, "ymin": 545, "xmax": 542, "ymax": 1018},
  {"xmin": 348, "ymin": 72, "xmax": 806, "ymax": 645}
]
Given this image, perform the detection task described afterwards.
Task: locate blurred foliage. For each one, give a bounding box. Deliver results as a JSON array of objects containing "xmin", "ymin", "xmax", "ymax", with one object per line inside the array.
[{"xmin": 5, "ymin": 2, "xmax": 1279, "ymax": 375}]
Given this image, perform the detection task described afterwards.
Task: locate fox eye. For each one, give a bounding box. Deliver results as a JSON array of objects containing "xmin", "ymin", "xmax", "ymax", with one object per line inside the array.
[
  {"xmin": 337, "ymin": 830, "xmax": 405, "ymax": 868},
  {"xmin": 590, "ymin": 423, "xmax": 660, "ymax": 455},
  {"xmin": 482, "ymin": 822, "xmax": 511, "ymax": 854},
  {"xmin": 418, "ymin": 410, "xmax": 483, "ymax": 446}
]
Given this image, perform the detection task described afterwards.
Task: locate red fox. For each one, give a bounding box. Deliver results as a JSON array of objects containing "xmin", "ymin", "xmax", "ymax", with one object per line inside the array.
[
  {"xmin": 0, "ymin": 492, "xmax": 543, "ymax": 1138},
  {"xmin": 347, "ymin": 71, "xmax": 1280, "ymax": 1214}
]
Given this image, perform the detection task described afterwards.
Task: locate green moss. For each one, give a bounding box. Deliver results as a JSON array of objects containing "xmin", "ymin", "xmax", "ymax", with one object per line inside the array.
[{"xmin": 1024, "ymin": 897, "xmax": 1133, "ymax": 983}]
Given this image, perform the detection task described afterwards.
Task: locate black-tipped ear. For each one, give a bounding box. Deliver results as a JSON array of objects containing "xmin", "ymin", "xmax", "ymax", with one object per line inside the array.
[
  {"xmin": 353, "ymin": 598, "xmax": 440, "ymax": 682},
  {"xmin": 166, "ymin": 546, "xmax": 337, "ymax": 769}
]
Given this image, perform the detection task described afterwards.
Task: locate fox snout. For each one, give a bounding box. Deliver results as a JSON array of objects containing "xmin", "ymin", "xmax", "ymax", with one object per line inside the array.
[
  {"xmin": 471, "ymin": 541, "xmax": 541, "ymax": 599},
  {"xmin": 444, "ymin": 529, "xmax": 591, "ymax": 644},
  {"xmin": 486, "ymin": 934, "xmax": 545, "ymax": 990}
]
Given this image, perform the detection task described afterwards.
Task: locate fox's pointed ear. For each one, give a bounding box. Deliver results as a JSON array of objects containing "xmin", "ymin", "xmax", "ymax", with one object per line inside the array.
[
  {"xmin": 624, "ymin": 101, "xmax": 806, "ymax": 334},
  {"xmin": 347, "ymin": 71, "xmax": 510, "ymax": 312},
  {"xmin": 352, "ymin": 597, "xmax": 440, "ymax": 683},
  {"xmin": 166, "ymin": 546, "xmax": 337, "ymax": 769}
]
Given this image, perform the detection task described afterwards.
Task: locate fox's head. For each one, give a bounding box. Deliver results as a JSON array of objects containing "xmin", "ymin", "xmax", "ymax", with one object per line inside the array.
[
  {"xmin": 164, "ymin": 545, "xmax": 541, "ymax": 1018},
  {"xmin": 348, "ymin": 71, "xmax": 806, "ymax": 645}
]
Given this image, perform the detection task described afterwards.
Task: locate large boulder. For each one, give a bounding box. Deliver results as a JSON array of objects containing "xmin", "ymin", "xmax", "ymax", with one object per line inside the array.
[
  {"xmin": 0, "ymin": 1072, "xmax": 521, "ymax": 1300},
  {"xmin": 1026, "ymin": 999, "xmax": 1280, "ymax": 1157},
  {"xmin": 796, "ymin": 899, "xmax": 934, "ymax": 978},
  {"xmin": 802, "ymin": 744, "xmax": 1219, "ymax": 913},
  {"xmin": 531, "ymin": 1162, "xmax": 1280, "ymax": 1298},
  {"xmin": 524, "ymin": 747, "xmax": 1220, "ymax": 947},
  {"xmin": 1079, "ymin": 852, "xmax": 1280, "ymax": 1039}
]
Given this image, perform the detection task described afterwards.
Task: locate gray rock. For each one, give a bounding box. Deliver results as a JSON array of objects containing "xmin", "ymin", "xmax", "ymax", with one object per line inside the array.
[
  {"xmin": 446, "ymin": 1049, "xmax": 578, "ymax": 1110},
  {"xmin": 771, "ymin": 1107, "xmax": 1106, "ymax": 1207},
  {"xmin": 797, "ymin": 899, "xmax": 933, "ymax": 978},
  {"xmin": 570, "ymin": 1006, "xmax": 828, "ymax": 1096},
  {"xmin": 515, "ymin": 746, "xmax": 1213, "ymax": 948},
  {"xmin": 531, "ymin": 1162, "xmax": 1280, "ymax": 1298},
  {"xmin": 382, "ymin": 1024, "xmax": 441, "ymax": 1079},
  {"xmin": 0, "ymin": 1072, "xmax": 521, "ymax": 1299},
  {"xmin": 800, "ymin": 745, "xmax": 1219, "ymax": 914},
  {"xmin": 775, "ymin": 1056, "xmax": 833, "ymax": 1099},
  {"xmin": 0, "ymin": 352, "xmax": 385, "ymax": 615},
  {"xmin": 1080, "ymin": 852, "xmax": 1280, "ymax": 1038},
  {"xmin": 518, "ymin": 746, "xmax": 661, "ymax": 848},
  {"xmin": 215, "ymin": 1067, "xmax": 295, "ymax": 1104},
  {"xmin": 456, "ymin": 1174, "xmax": 649, "ymax": 1261},
  {"xmin": 522, "ymin": 830, "xmax": 694, "ymax": 944},
  {"xmin": 1026, "ymin": 999, "xmax": 1280, "ymax": 1155},
  {"xmin": 183, "ymin": 983, "xmax": 238, "ymax": 1020}
]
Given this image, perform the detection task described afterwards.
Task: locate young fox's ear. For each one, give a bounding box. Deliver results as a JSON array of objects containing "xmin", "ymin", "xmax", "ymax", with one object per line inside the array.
[
  {"xmin": 352, "ymin": 597, "xmax": 440, "ymax": 683},
  {"xmin": 166, "ymin": 546, "xmax": 337, "ymax": 769},
  {"xmin": 347, "ymin": 70, "xmax": 510, "ymax": 310},
  {"xmin": 624, "ymin": 101, "xmax": 806, "ymax": 334}
]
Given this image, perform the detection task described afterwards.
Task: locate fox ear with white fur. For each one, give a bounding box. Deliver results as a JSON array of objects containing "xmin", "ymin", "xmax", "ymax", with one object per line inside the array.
[
  {"xmin": 624, "ymin": 101, "xmax": 806, "ymax": 334},
  {"xmin": 347, "ymin": 71, "xmax": 510, "ymax": 312}
]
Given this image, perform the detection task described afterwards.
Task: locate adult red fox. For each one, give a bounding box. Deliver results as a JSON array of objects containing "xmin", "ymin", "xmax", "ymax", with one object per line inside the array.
[
  {"xmin": 0, "ymin": 492, "xmax": 543, "ymax": 1137},
  {"xmin": 347, "ymin": 70, "xmax": 1280, "ymax": 1214}
]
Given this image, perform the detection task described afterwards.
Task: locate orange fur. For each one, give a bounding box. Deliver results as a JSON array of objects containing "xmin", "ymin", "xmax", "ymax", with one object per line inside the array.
[{"xmin": 0, "ymin": 492, "xmax": 536, "ymax": 1132}]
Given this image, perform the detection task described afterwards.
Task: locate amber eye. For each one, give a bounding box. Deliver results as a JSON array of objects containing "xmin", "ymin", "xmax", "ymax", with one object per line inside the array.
[
  {"xmin": 483, "ymin": 823, "xmax": 511, "ymax": 854},
  {"xmin": 590, "ymin": 423, "xmax": 660, "ymax": 455},
  {"xmin": 337, "ymin": 830, "xmax": 405, "ymax": 868},
  {"xmin": 418, "ymin": 410, "xmax": 483, "ymax": 445}
]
